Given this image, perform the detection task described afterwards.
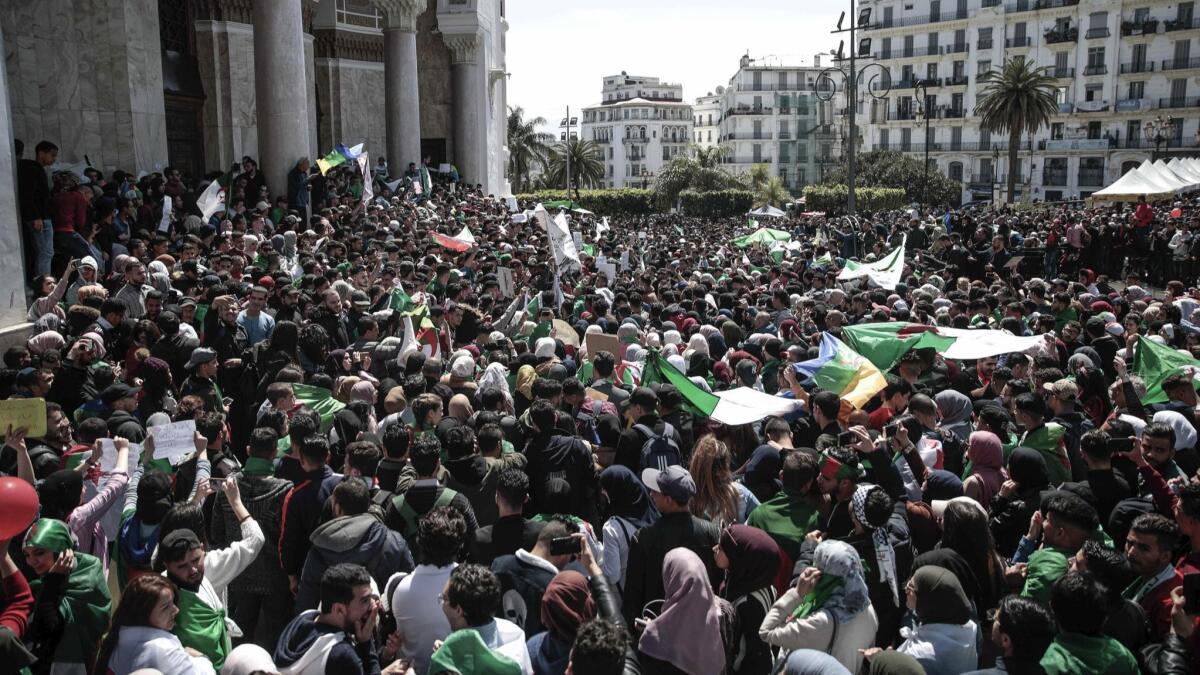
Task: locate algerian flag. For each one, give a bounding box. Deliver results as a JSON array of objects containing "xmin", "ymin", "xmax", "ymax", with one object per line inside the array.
[
  {"xmin": 390, "ymin": 284, "xmax": 414, "ymax": 313},
  {"xmin": 534, "ymin": 204, "xmax": 580, "ymax": 269},
  {"xmin": 433, "ymin": 226, "xmax": 476, "ymax": 252},
  {"xmin": 525, "ymin": 293, "xmax": 541, "ymax": 318},
  {"xmin": 582, "ymin": 243, "xmax": 596, "ymax": 257},
  {"xmin": 732, "ymin": 227, "xmax": 791, "ymax": 248},
  {"xmin": 769, "ymin": 241, "xmax": 786, "ymax": 264},
  {"xmin": 385, "ymin": 177, "xmax": 404, "ymax": 193},
  {"xmin": 596, "ymin": 217, "xmax": 610, "ymax": 238},
  {"xmin": 1133, "ymin": 335, "xmax": 1200, "ymax": 404},
  {"xmin": 357, "ymin": 152, "xmax": 373, "ymax": 204},
  {"xmin": 293, "ymin": 384, "xmax": 346, "ymax": 432},
  {"xmin": 640, "ymin": 350, "xmax": 796, "ymax": 424},
  {"xmin": 640, "ymin": 350, "xmax": 719, "ymax": 418},
  {"xmin": 674, "ymin": 224, "xmax": 685, "ymax": 236},
  {"xmin": 419, "ymin": 165, "xmax": 433, "ymax": 195},
  {"xmin": 837, "ymin": 234, "xmax": 907, "ymax": 290},
  {"xmin": 793, "ymin": 333, "xmax": 888, "ymax": 409},
  {"xmin": 196, "ymin": 180, "xmax": 226, "ymax": 221},
  {"xmin": 842, "ymin": 322, "xmax": 1047, "ymax": 372},
  {"xmin": 812, "ymin": 252, "xmax": 834, "ymax": 269}
]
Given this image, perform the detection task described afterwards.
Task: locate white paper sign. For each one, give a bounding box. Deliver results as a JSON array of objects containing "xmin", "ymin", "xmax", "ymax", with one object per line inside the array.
[
  {"xmin": 439, "ymin": 163, "xmax": 452, "ymax": 174},
  {"xmin": 597, "ymin": 259, "xmax": 617, "ymax": 283},
  {"xmin": 98, "ymin": 438, "xmax": 142, "ymax": 472},
  {"xmin": 149, "ymin": 419, "xmax": 198, "ymax": 464},
  {"xmin": 158, "ymin": 197, "xmax": 172, "ymax": 233},
  {"xmin": 506, "ymin": 196, "xmax": 519, "ymax": 212},
  {"xmin": 572, "ymin": 231, "xmax": 584, "ymax": 250},
  {"xmin": 496, "ymin": 267, "xmax": 515, "ymax": 298}
]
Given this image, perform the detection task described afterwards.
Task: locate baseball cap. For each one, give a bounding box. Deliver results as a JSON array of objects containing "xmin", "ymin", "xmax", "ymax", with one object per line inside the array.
[
  {"xmin": 185, "ymin": 347, "xmax": 218, "ymax": 370},
  {"xmin": 1042, "ymin": 379, "xmax": 1079, "ymax": 401},
  {"xmin": 641, "ymin": 466, "xmax": 697, "ymax": 504},
  {"xmin": 100, "ymin": 382, "xmax": 141, "ymax": 404}
]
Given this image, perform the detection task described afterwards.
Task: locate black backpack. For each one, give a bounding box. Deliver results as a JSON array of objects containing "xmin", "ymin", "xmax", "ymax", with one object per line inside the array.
[{"xmin": 635, "ymin": 423, "xmax": 682, "ymax": 471}]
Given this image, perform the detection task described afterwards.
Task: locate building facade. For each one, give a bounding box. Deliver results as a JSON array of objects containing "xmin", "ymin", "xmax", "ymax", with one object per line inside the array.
[
  {"xmin": 580, "ymin": 73, "xmax": 693, "ymax": 189},
  {"xmin": 2, "ymin": 0, "xmax": 510, "ymax": 196},
  {"xmin": 693, "ymin": 91, "xmax": 723, "ymax": 149},
  {"xmin": 860, "ymin": 0, "xmax": 1199, "ymax": 204},
  {"xmin": 712, "ymin": 54, "xmax": 842, "ymax": 194}
]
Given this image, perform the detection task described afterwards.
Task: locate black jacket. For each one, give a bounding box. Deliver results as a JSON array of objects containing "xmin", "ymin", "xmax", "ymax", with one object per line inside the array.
[
  {"xmin": 279, "ymin": 466, "xmax": 337, "ymax": 577},
  {"xmin": 615, "ymin": 415, "xmax": 683, "ymax": 472},
  {"xmin": 151, "ymin": 331, "xmax": 200, "ymax": 386},
  {"xmin": 622, "ymin": 512, "xmax": 721, "ymax": 624},
  {"xmin": 16, "ymin": 158, "xmax": 50, "ymax": 222},
  {"xmin": 274, "ymin": 610, "xmax": 380, "ymax": 675},
  {"xmin": 296, "ymin": 513, "xmax": 414, "ymax": 612},
  {"xmin": 106, "ymin": 410, "xmax": 146, "ymax": 443},
  {"xmin": 470, "ymin": 515, "xmax": 544, "ymax": 565},
  {"xmin": 491, "ymin": 552, "xmax": 556, "ymax": 635},
  {"xmin": 524, "ymin": 432, "xmax": 597, "ymax": 521}
]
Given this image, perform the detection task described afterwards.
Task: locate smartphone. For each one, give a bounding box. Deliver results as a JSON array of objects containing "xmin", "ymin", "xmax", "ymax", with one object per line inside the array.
[
  {"xmin": 209, "ymin": 478, "xmax": 225, "ymax": 490},
  {"xmin": 549, "ymin": 536, "xmax": 582, "ymax": 556},
  {"xmin": 1107, "ymin": 437, "xmax": 1136, "ymax": 454},
  {"xmin": 883, "ymin": 423, "xmax": 899, "ymax": 437},
  {"xmin": 1186, "ymin": 573, "xmax": 1200, "ymax": 613},
  {"xmin": 837, "ymin": 431, "xmax": 856, "ymax": 446}
]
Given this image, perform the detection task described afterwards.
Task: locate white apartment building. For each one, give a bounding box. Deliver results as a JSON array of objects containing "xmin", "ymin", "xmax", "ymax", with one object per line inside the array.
[
  {"xmin": 712, "ymin": 54, "xmax": 844, "ymax": 194},
  {"xmin": 580, "ymin": 73, "xmax": 693, "ymax": 188},
  {"xmin": 694, "ymin": 91, "xmax": 723, "ymax": 149},
  {"xmin": 860, "ymin": 0, "xmax": 1200, "ymax": 204}
]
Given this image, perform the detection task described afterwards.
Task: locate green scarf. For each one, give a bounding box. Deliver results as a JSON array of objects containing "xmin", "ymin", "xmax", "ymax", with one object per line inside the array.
[
  {"xmin": 174, "ymin": 587, "xmax": 231, "ymax": 670},
  {"xmin": 29, "ymin": 551, "xmax": 111, "ymax": 665},
  {"xmin": 1039, "ymin": 631, "xmax": 1139, "ymax": 675},
  {"xmin": 242, "ymin": 456, "xmax": 275, "ymax": 477},
  {"xmin": 24, "ymin": 518, "xmax": 74, "ymax": 552},
  {"xmin": 1020, "ymin": 424, "xmax": 1070, "ymax": 483},
  {"xmin": 790, "ymin": 573, "xmax": 844, "ymax": 620},
  {"xmin": 428, "ymin": 628, "xmax": 522, "ymax": 675}
]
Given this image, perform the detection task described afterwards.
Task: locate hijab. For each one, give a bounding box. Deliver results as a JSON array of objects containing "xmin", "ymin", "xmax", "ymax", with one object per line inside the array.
[
  {"xmin": 911, "ymin": 566, "xmax": 972, "ymax": 625},
  {"xmin": 638, "ymin": 548, "xmax": 725, "ymax": 675},
  {"xmin": 719, "ymin": 524, "xmax": 781, "ymax": 601},
  {"xmin": 515, "ymin": 365, "xmax": 537, "ymax": 399},
  {"xmin": 599, "ymin": 465, "xmax": 657, "ymax": 528},
  {"xmin": 37, "ymin": 470, "xmax": 85, "ymax": 522},
  {"xmin": 1007, "ymin": 446, "xmax": 1050, "ymax": 490},
  {"xmin": 966, "ymin": 431, "xmax": 1005, "ymax": 506},
  {"xmin": 934, "ymin": 390, "xmax": 973, "ymax": 441},
  {"xmin": 741, "ymin": 444, "xmax": 783, "ymax": 502},
  {"xmin": 1152, "ymin": 410, "xmax": 1198, "ymax": 450},
  {"xmin": 540, "ymin": 571, "xmax": 596, "ymax": 643},
  {"xmin": 792, "ymin": 539, "xmax": 870, "ymax": 623},
  {"xmin": 27, "ymin": 331, "xmax": 64, "ymax": 355},
  {"xmin": 923, "ymin": 470, "xmax": 963, "ymax": 502}
]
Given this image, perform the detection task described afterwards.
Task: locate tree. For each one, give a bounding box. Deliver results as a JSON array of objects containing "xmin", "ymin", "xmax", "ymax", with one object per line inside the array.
[
  {"xmin": 746, "ymin": 163, "xmax": 771, "ymax": 193},
  {"xmin": 544, "ymin": 138, "xmax": 605, "ymax": 198},
  {"xmin": 652, "ymin": 145, "xmax": 742, "ymax": 206},
  {"xmin": 754, "ymin": 176, "xmax": 791, "ymax": 208},
  {"xmin": 820, "ymin": 150, "xmax": 960, "ymax": 206},
  {"xmin": 507, "ymin": 106, "xmax": 554, "ymax": 194},
  {"xmin": 974, "ymin": 58, "xmax": 1058, "ymax": 203}
]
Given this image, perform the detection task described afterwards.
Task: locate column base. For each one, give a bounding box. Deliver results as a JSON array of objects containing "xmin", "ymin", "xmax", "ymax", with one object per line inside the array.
[{"xmin": 0, "ymin": 323, "xmax": 32, "ymax": 351}]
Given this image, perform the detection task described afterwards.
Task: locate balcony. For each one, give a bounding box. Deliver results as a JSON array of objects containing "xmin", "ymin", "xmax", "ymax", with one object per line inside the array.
[
  {"xmin": 726, "ymin": 132, "xmax": 774, "ymax": 140},
  {"xmin": 1119, "ymin": 61, "xmax": 1155, "ymax": 74},
  {"xmin": 943, "ymin": 43, "xmax": 969, "ymax": 54},
  {"xmin": 1162, "ymin": 57, "xmax": 1200, "ymax": 71},
  {"xmin": 944, "ymin": 75, "xmax": 969, "ymax": 87},
  {"xmin": 1083, "ymin": 64, "xmax": 1107, "ymax": 76},
  {"xmin": 871, "ymin": 8, "xmax": 970, "ymax": 29},
  {"xmin": 778, "ymin": 132, "xmax": 792, "ymax": 140},
  {"xmin": 1042, "ymin": 138, "xmax": 1114, "ymax": 150},
  {"xmin": 874, "ymin": 46, "xmax": 940, "ymax": 60},
  {"xmin": 1122, "ymin": 20, "xmax": 1161, "ymax": 36},
  {"xmin": 1044, "ymin": 27, "xmax": 1077, "ymax": 43},
  {"xmin": 1043, "ymin": 170, "xmax": 1068, "ymax": 185},
  {"xmin": 890, "ymin": 110, "xmax": 919, "ymax": 121},
  {"xmin": 1078, "ymin": 170, "xmax": 1105, "ymax": 187},
  {"xmin": 1115, "ymin": 98, "xmax": 1153, "ymax": 112},
  {"xmin": 938, "ymin": 107, "xmax": 967, "ymax": 119},
  {"xmin": 725, "ymin": 106, "xmax": 774, "ymax": 116},
  {"xmin": 1075, "ymin": 99, "xmax": 1110, "ymax": 112},
  {"xmin": 970, "ymin": 173, "xmax": 998, "ymax": 184},
  {"xmin": 593, "ymin": 137, "xmax": 612, "ymax": 145},
  {"xmin": 1085, "ymin": 27, "xmax": 1110, "ymax": 39},
  {"xmin": 1006, "ymin": 37, "xmax": 1033, "ymax": 48},
  {"xmin": 952, "ymin": 141, "xmax": 1033, "ymax": 152},
  {"xmin": 978, "ymin": 39, "xmax": 994, "ymax": 50},
  {"xmin": 723, "ymin": 156, "xmax": 774, "ymax": 165},
  {"xmin": 1159, "ymin": 96, "xmax": 1200, "ymax": 108},
  {"xmin": 982, "ymin": 0, "xmax": 1001, "ymax": 6},
  {"xmin": 1047, "ymin": 66, "xmax": 1076, "ymax": 78},
  {"xmin": 622, "ymin": 137, "xmax": 648, "ymax": 145},
  {"xmin": 1006, "ymin": 0, "xmax": 1079, "ymax": 13},
  {"xmin": 1165, "ymin": 17, "xmax": 1200, "ymax": 32}
]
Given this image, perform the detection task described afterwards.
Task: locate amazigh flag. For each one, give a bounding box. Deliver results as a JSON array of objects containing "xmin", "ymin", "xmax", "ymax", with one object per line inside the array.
[
  {"xmin": 292, "ymin": 384, "xmax": 346, "ymax": 432},
  {"xmin": 316, "ymin": 142, "xmax": 364, "ymax": 175},
  {"xmin": 196, "ymin": 180, "xmax": 226, "ymax": 221},
  {"xmin": 1132, "ymin": 335, "xmax": 1200, "ymax": 404},
  {"xmin": 793, "ymin": 333, "xmax": 888, "ymax": 409},
  {"xmin": 837, "ymin": 234, "xmax": 907, "ymax": 290},
  {"xmin": 433, "ymin": 226, "xmax": 476, "ymax": 252}
]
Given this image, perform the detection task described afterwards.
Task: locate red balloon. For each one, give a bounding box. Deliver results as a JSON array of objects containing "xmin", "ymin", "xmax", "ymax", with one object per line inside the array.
[
  {"xmin": 1172, "ymin": 207, "xmax": 1183, "ymax": 219},
  {"xmin": 0, "ymin": 478, "xmax": 39, "ymax": 540}
]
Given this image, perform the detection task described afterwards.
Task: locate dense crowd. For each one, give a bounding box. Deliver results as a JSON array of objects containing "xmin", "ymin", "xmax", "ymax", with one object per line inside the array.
[{"xmin": 7, "ymin": 134, "xmax": 1200, "ymax": 675}]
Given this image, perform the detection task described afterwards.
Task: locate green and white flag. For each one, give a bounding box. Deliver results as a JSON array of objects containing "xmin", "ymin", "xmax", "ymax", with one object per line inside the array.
[
  {"xmin": 837, "ymin": 235, "xmax": 907, "ymax": 290},
  {"xmin": 1133, "ymin": 335, "xmax": 1200, "ymax": 404}
]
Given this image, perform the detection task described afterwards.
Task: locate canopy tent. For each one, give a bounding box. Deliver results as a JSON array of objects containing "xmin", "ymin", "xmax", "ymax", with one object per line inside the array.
[
  {"xmin": 1167, "ymin": 157, "xmax": 1200, "ymax": 185},
  {"xmin": 1090, "ymin": 160, "xmax": 1182, "ymax": 202},
  {"xmin": 1150, "ymin": 159, "xmax": 1200, "ymax": 192},
  {"xmin": 731, "ymin": 227, "xmax": 792, "ymax": 248},
  {"xmin": 747, "ymin": 205, "xmax": 787, "ymax": 218}
]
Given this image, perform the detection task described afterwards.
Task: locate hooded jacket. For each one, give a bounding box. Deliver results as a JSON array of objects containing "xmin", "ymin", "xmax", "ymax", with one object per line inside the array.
[
  {"xmin": 445, "ymin": 452, "xmax": 527, "ymax": 527},
  {"xmin": 107, "ymin": 409, "xmax": 146, "ymax": 443},
  {"xmin": 210, "ymin": 472, "xmax": 293, "ymax": 596},
  {"xmin": 295, "ymin": 513, "xmax": 414, "ymax": 612},
  {"xmin": 274, "ymin": 609, "xmax": 379, "ymax": 675}
]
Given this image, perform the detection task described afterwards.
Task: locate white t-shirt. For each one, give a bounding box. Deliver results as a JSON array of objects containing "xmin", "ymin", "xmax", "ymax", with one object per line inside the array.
[{"xmin": 392, "ymin": 563, "xmax": 457, "ymax": 675}]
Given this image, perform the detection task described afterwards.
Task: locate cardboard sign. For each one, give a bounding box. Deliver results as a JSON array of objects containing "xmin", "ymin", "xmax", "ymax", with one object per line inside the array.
[
  {"xmin": 149, "ymin": 419, "xmax": 198, "ymax": 464},
  {"xmin": 439, "ymin": 163, "xmax": 452, "ymax": 174},
  {"xmin": 1004, "ymin": 255, "xmax": 1024, "ymax": 270},
  {"xmin": 98, "ymin": 438, "xmax": 142, "ymax": 473},
  {"xmin": 0, "ymin": 398, "xmax": 46, "ymax": 437},
  {"xmin": 496, "ymin": 267, "xmax": 515, "ymax": 298},
  {"xmin": 584, "ymin": 332, "xmax": 621, "ymax": 362},
  {"xmin": 584, "ymin": 387, "xmax": 609, "ymax": 402}
]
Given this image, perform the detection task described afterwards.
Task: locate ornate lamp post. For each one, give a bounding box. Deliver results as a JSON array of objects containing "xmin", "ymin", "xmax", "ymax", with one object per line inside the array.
[
  {"xmin": 913, "ymin": 79, "xmax": 930, "ymax": 206},
  {"xmin": 1144, "ymin": 116, "xmax": 1175, "ymax": 161}
]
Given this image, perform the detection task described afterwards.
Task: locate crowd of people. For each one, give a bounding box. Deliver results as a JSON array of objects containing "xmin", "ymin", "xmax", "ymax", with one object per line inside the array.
[{"xmin": 7, "ymin": 134, "xmax": 1200, "ymax": 675}]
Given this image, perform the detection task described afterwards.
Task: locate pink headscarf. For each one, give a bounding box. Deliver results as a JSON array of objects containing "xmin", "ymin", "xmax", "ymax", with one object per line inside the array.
[
  {"xmin": 27, "ymin": 331, "xmax": 64, "ymax": 355},
  {"xmin": 638, "ymin": 548, "xmax": 725, "ymax": 675},
  {"xmin": 966, "ymin": 431, "xmax": 1005, "ymax": 507}
]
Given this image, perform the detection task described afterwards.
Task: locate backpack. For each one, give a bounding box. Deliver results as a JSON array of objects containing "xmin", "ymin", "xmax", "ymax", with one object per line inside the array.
[
  {"xmin": 635, "ymin": 423, "xmax": 682, "ymax": 472},
  {"xmin": 391, "ymin": 487, "xmax": 457, "ymax": 536}
]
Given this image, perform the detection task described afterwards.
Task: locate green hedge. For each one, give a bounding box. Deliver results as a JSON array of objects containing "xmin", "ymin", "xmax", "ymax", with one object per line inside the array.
[
  {"xmin": 801, "ymin": 185, "xmax": 907, "ymax": 214},
  {"xmin": 515, "ymin": 189, "xmax": 654, "ymax": 216},
  {"xmin": 678, "ymin": 189, "xmax": 755, "ymax": 218}
]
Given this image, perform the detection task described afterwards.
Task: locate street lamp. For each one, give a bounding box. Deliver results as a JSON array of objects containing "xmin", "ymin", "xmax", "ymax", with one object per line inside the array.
[
  {"xmin": 1144, "ymin": 116, "xmax": 1176, "ymax": 160},
  {"xmin": 559, "ymin": 109, "xmax": 579, "ymax": 197},
  {"xmin": 913, "ymin": 79, "xmax": 930, "ymax": 206},
  {"xmin": 641, "ymin": 168, "xmax": 651, "ymax": 189},
  {"xmin": 991, "ymin": 146, "xmax": 1000, "ymax": 205}
]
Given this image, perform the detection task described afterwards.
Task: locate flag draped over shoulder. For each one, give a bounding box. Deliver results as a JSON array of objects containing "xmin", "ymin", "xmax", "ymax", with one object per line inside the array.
[
  {"xmin": 837, "ymin": 234, "xmax": 907, "ymax": 290},
  {"xmin": 1133, "ymin": 335, "xmax": 1200, "ymax": 404},
  {"xmin": 292, "ymin": 384, "xmax": 346, "ymax": 432},
  {"xmin": 793, "ymin": 333, "xmax": 888, "ymax": 409}
]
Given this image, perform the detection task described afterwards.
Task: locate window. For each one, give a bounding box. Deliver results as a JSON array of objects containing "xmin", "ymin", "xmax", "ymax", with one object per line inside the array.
[
  {"xmin": 780, "ymin": 168, "xmax": 789, "ymax": 186},
  {"xmin": 1128, "ymin": 80, "xmax": 1145, "ymax": 100},
  {"xmin": 927, "ymin": 63, "xmax": 939, "ymax": 80},
  {"xmin": 949, "ymin": 162, "xmax": 964, "ymax": 182},
  {"xmin": 978, "ymin": 59, "xmax": 991, "ymax": 75},
  {"xmin": 778, "ymin": 71, "xmax": 788, "ymax": 89},
  {"xmin": 1014, "ymin": 22, "xmax": 1027, "ymax": 40},
  {"xmin": 1127, "ymin": 120, "xmax": 1141, "ymax": 143},
  {"xmin": 1172, "ymin": 78, "xmax": 1188, "ymax": 103},
  {"xmin": 927, "ymin": 32, "xmax": 938, "ymax": 50},
  {"xmin": 663, "ymin": 146, "xmax": 670, "ymax": 161},
  {"xmin": 1087, "ymin": 121, "xmax": 1101, "ymax": 139},
  {"xmin": 952, "ymin": 60, "xmax": 964, "ymax": 79},
  {"xmin": 1087, "ymin": 46, "xmax": 1105, "ymax": 67},
  {"xmin": 1133, "ymin": 7, "xmax": 1150, "ymax": 22},
  {"xmin": 1088, "ymin": 11, "xmax": 1108, "ymax": 29},
  {"xmin": 880, "ymin": 128, "xmax": 890, "ymax": 147},
  {"xmin": 1051, "ymin": 122, "xmax": 1064, "ymax": 139},
  {"xmin": 752, "ymin": 144, "xmax": 763, "ymax": 162},
  {"xmin": 951, "ymin": 126, "xmax": 962, "ymax": 149},
  {"xmin": 1085, "ymin": 83, "xmax": 1103, "ymax": 101},
  {"xmin": 1055, "ymin": 51, "xmax": 1068, "ymax": 71},
  {"xmin": 901, "ymin": 127, "xmax": 913, "ymax": 150}
]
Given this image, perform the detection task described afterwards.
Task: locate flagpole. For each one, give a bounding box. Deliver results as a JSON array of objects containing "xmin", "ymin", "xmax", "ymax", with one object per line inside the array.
[{"xmin": 565, "ymin": 105, "xmax": 571, "ymax": 201}]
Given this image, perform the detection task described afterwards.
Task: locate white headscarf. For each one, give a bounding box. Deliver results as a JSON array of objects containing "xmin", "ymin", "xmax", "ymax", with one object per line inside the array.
[{"xmin": 1153, "ymin": 410, "xmax": 1198, "ymax": 450}]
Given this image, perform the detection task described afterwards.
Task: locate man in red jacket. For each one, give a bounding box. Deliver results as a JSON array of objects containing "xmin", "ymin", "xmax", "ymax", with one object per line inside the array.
[{"xmin": 1124, "ymin": 512, "xmax": 1184, "ymax": 641}]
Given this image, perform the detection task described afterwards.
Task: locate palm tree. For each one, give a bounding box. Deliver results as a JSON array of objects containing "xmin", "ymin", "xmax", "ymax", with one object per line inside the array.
[
  {"xmin": 544, "ymin": 138, "xmax": 604, "ymax": 198},
  {"xmin": 746, "ymin": 163, "xmax": 772, "ymax": 193},
  {"xmin": 692, "ymin": 145, "xmax": 726, "ymax": 169},
  {"xmin": 754, "ymin": 176, "xmax": 791, "ymax": 208},
  {"xmin": 974, "ymin": 58, "xmax": 1058, "ymax": 203},
  {"xmin": 653, "ymin": 145, "xmax": 738, "ymax": 205},
  {"xmin": 507, "ymin": 106, "xmax": 555, "ymax": 193}
]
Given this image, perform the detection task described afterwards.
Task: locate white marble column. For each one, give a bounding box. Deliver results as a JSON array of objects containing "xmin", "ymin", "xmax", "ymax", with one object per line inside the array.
[
  {"xmin": 0, "ymin": 25, "xmax": 30, "ymax": 341},
  {"xmin": 252, "ymin": 0, "xmax": 310, "ymax": 199},
  {"xmin": 444, "ymin": 32, "xmax": 483, "ymax": 186},
  {"xmin": 375, "ymin": 0, "xmax": 427, "ymax": 177}
]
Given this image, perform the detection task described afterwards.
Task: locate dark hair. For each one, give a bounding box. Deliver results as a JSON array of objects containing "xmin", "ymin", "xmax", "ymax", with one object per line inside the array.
[
  {"xmin": 446, "ymin": 564, "xmax": 501, "ymax": 627},
  {"xmin": 1143, "ymin": 421, "xmax": 1176, "ymax": 448},
  {"xmin": 763, "ymin": 417, "xmax": 791, "ymax": 439},
  {"xmin": 995, "ymin": 594, "xmax": 1057, "ymax": 663},
  {"xmin": 1013, "ymin": 392, "xmax": 1046, "ymax": 418},
  {"xmin": 77, "ymin": 417, "xmax": 108, "ymax": 443},
  {"xmin": 811, "ymin": 390, "xmax": 840, "ymax": 419},
  {"xmin": 289, "ymin": 407, "xmax": 320, "ymax": 446},
  {"xmin": 476, "ymin": 423, "xmax": 503, "ymax": 455},
  {"xmin": 883, "ymin": 376, "xmax": 914, "ymax": 399},
  {"xmin": 248, "ymin": 427, "xmax": 279, "ymax": 458},
  {"xmin": 382, "ymin": 422, "xmax": 410, "ymax": 458},
  {"xmin": 419, "ymin": 505, "xmax": 467, "ymax": 567},
  {"xmin": 442, "ymin": 425, "xmax": 475, "ymax": 461},
  {"xmin": 345, "ymin": 440, "xmax": 382, "ymax": 476},
  {"xmin": 495, "ymin": 465, "xmax": 529, "ymax": 508},
  {"xmin": 907, "ymin": 393, "xmax": 937, "ymax": 417},
  {"xmin": 1045, "ymin": 492, "xmax": 1099, "ymax": 532},
  {"xmin": 1178, "ymin": 483, "xmax": 1200, "ymax": 522},
  {"xmin": 157, "ymin": 504, "xmax": 207, "ymax": 560},
  {"xmin": 593, "ymin": 351, "xmax": 616, "ymax": 377},
  {"xmin": 412, "ymin": 393, "xmax": 442, "ymax": 427},
  {"xmin": 410, "ymin": 435, "xmax": 442, "ymax": 476},
  {"xmin": 530, "ymin": 399, "xmax": 558, "ymax": 434},
  {"xmin": 535, "ymin": 516, "xmax": 575, "ymax": 547},
  {"xmin": 861, "ymin": 487, "xmax": 894, "ymax": 529},
  {"xmin": 1051, "ymin": 571, "xmax": 1108, "ymax": 635},
  {"xmin": 1130, "ymin": 512, "xmax": 1181, "ymax": 551},
  {"xmin": 333, "ymin": 478, "xmax": 370, "ymax": 516},
  {"xmin": 1079, "ymin": 429, "xmax": 1110, "ymax": 462},
  {"xmin": 975, "ymin": 406, "xmax": 1009, "ymax": 435},
  {"xmin": 1081, "ymin": 540, "xmax": 1134, "ymax": 604},
  {"xmin": 195, "ymin": 411, "xmax": 225, "ymax": 444},
  {"xmin": 94, "ymin": 575, "xmax": 179, "ymax": 675},
  {"xmin": 941, "ymin": 499, "xmax": 1001, "ymax": 585},
  {"xmin": 781, "ymin": 451, "xmax": 817, "ymax": 492},
  {"xmin": 319, "ymin": 563, "xmax": 373, "ymax": 611},
  {"xmin": 300, "ymin": 435, "xmax": 330, "ymax": 465},
  {"xmin": 570, "ymin": 619, "xmax": 628, "ymax": 675}
]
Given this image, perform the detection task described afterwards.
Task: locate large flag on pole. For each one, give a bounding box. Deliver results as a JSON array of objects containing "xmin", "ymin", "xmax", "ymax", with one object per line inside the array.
[
  {"xmin": 1132, "ymin": 335, "xmax": 1200, "ymax": 404},
  {"xmin": 196, "ymin": 180, "xmax": 226, "ymax": 221},
  {"xmin": 433, "ymin": 226, "xmax": 476, "ymax": 252},
  {"xmin": 357, "ymin": 153, "xmax": 373, "ymax": 204},
  {"xmin": 533, "ymin": 204, "xmax": 581, "ymax": 269},
  {"xmin": 793, "ymin": 333, "xmax": 888, "ymax": 408},
  {"xmin": 837, "ymin": 235, "xmax": 907, "ymax": 290}
]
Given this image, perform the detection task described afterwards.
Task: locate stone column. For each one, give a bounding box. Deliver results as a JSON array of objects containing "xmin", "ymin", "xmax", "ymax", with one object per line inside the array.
[
  {"xmin": 0, "ymin": 25, "xmax": 30, "ymax": 342},
  {"xmin": 252, "ymin": 0, "xmax": 310, "ymax": 199},
  {"xmin": 375, "ymin": 0, "xmax": 427, "ymax": 177},
  {"xmin": 444, "ymin": 32, "xmax": 483, "ymax": 186}
]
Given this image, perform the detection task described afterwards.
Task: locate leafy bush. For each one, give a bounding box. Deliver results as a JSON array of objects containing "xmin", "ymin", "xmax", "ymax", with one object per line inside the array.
[
  {"xmin": 678, "ymin": 189, "xmax": 755, "ymax": 217},
  {"xmin": 802, "ymin": 185, "xmax": 907, "ymax": 214},
  {"xmin": 820, "ymin": 150, "xmax": 961, "ymax": 206},
  {"xmin": 514, "ymin": 189, "xmax": 654, "ymax": 216}
]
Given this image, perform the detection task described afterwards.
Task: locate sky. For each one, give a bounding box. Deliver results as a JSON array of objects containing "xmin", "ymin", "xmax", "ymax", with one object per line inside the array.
[{"xmin": 506, "ymin": 1, "xmax": 845, "ymax": 137}]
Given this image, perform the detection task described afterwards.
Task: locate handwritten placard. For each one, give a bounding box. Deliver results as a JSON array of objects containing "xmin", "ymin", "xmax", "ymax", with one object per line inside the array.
[
  {"xmin": 0, "ymin": 398, "xmax": 46, "ymax": 438},
  {"xmin": 149, "ymin": 419, "xmax": 198, "ymax": 464},
  {"xmin": 98, "ymin": 439, "xmax": 142, "ymax": 473},
  {"xmin": 496, "ymin": 267, "xmax": 515, "ymax": 298},
  {"xmin": 584, "ymin": 333, "xmax": 621, "ymax": 362}
]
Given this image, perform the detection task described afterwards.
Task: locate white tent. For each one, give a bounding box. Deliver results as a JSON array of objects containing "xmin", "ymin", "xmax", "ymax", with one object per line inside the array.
[
  {"xmin": 1090, "ymin": 160, "xmax": 1180, "ymax": 202},
  {"xmin": 747, "ymin": 205, "xmax": 787, "ymax": 218},
  {"xmin": 1170, "ymin": 157, "xmax": 1200, "ymax": 184},
  {"xmin": 1152, "ymin": 159, "xmax": 1200, "ymax": 192}
]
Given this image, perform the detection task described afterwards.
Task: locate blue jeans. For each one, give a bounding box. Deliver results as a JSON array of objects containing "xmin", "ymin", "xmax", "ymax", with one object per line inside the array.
[{"xmin": 28, "ymin": 220, "xmax": 53, "ymax": 278}]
